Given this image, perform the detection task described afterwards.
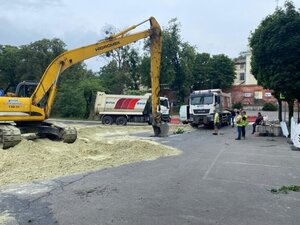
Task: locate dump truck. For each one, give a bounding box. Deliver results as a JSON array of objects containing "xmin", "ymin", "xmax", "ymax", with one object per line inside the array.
[
  {"xmin": 94, "ymin": 92, "xmax": 170, "ymax": 125},
  {"xmin": 181, "ymin": 89, "xmax": 232, "ymax": 127}
]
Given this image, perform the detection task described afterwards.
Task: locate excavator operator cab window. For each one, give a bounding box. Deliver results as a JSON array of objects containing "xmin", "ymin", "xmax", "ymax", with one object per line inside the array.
[{"xmin": 15, "ymin": 82, "xmax": 38, "ymax": 97}]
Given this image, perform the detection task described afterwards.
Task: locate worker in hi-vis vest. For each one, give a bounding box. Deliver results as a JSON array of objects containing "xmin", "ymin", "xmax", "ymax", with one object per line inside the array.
[
  {"xmin": 241, "ymin": 110, "xmax": 248, "ymax": 139},
  {"xmin": 235, "ymin": 110, "xmax": 243, "ymax": 140},
  {"xmin": 213, "ymin": 110, "xmax": 220, "ymax": 135}
]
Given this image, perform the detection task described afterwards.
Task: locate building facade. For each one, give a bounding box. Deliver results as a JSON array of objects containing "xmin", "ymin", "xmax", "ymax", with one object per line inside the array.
[{"xmin": 230, "ymin": 50, "xmax": 277, "ymax": 106}]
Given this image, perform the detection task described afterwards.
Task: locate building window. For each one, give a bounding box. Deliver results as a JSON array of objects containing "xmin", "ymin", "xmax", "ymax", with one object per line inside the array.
[
  {"xmin": 254, "ymin": 91, "xmax": 263, "ymax": 99},
  {"xmin": 240, "ymin": 64, "xmax": 245, "ymax": 69},
  {"xmin": 239, "ymin": 73, "xmax": 245, "ymax": 81}
]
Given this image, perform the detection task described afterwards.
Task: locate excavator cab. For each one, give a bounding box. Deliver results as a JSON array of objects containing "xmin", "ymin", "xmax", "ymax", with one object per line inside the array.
[{"xmin": 15, "ymin": 81, "xmax": 38, "ymax": 97}]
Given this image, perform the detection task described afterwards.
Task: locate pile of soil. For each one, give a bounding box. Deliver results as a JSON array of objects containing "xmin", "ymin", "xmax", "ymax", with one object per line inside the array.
[{"xmin": 0, "ymin": 124, "xmax": 188, "ymax": 185}]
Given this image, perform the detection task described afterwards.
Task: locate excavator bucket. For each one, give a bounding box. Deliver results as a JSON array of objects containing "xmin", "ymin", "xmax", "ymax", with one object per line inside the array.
[{"xmin": 152, "ymin": 123, "xmax": 169, "ymax": 137}]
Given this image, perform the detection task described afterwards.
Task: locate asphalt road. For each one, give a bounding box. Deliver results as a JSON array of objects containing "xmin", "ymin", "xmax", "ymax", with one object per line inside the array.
[{"xmin": 1, "ymin": 125, "xmax": 300, "ymax": 225}]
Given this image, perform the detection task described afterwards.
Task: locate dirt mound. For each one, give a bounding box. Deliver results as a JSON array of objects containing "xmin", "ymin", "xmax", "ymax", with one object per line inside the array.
[{"xmin": 0, "ymin": 125, "xmax": 186, "ymax": 186}]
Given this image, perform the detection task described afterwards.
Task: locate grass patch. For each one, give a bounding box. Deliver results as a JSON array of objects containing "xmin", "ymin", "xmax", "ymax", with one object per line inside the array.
[
  {"xmin": 173, "ymin": 127, "xmax": 185, "ymax": 134},
  {"xmin": 270, "ymin": 185, "xmax": 300, "ymax": 194}
]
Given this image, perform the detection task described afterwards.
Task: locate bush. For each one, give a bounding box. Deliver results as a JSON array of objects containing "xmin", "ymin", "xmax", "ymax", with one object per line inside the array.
[
  {"xmin": 173, "ymin": 127, "xmax": 185, "ymax": 134},
  {"xmin": 262, "ymin": 102, "xmax": 277, "ymax": 111},
  {"xmin": 171, "ymin": 105, "xmax": 180, "ymax": 115},
  {"xmin": 232, "ymin": 102, "xmax": 242, "ymax": 110}
]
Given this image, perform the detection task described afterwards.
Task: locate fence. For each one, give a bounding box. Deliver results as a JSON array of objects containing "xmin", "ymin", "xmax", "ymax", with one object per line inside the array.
[{"xmin": 291, "ymin": 117, "xmax": 300, "ymax": 149}]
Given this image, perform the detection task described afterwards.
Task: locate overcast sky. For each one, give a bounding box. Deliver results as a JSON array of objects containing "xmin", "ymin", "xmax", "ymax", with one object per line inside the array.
[{"xmin": 0, "ymin": 0, "xmax": 299, "ymax": 71}]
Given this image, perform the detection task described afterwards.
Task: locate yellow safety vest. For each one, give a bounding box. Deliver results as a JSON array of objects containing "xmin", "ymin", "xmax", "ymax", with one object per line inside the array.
[
  {"xmin": 242, "ymin": 114, "xmax": 248, "ymax": 126},
  {"xmin": 214, "ymin": 113, "xmax": 219, "ymax": 124},
  {"xmin": 236, "ymin": 115, "xmax": 243, "ymax": 126}
]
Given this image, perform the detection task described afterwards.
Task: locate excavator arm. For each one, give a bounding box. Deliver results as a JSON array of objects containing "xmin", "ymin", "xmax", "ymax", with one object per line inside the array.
[{"xmin": 33, "ymin": 18, "xmax": 156, "ymax": 116}]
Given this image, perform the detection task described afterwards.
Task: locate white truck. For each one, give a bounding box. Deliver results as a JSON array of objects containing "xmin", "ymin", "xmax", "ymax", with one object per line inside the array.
[
  {"xmin": 180, "ymin": 89, "xmax": 232, "ymax": 127},
  {"xmin": 94, "ymin": 92, "xmax": 170, "ymax": 125}
]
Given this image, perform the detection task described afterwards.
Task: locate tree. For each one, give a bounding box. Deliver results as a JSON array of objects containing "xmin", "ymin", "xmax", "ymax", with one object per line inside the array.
[
  {"xmin": 160, "ymin": 18, "xmax": 181, "ymax": 88},
  {"xmin": 0, "ymin": 45, "xmax": 21, "ymax": 92},
  {"xmin": 52, "ymin": 64, "xmax": 103, "ymax": 118},
  {"xmin": 80, "ymin": 76, "xmax": 104, "ymax": 119},
  {"xmin": 99, "ymin": 25, "xmax": 143, "ymax": 92},
  {"xmin": 207, "ymin": 54, "xmax": 236, "ymax": 90},
  {"xmin": 191, "ymin": 53, "xmax": 211, "ymax": 90},
  {"xmin": 0, "ymin": 39, "xmax": 66, "ymax": 93},
  {"xmin": 139, "ymin": 55, "xmax": 151, "ymax": 87},
  {"xmin": 176, "ymin": 42, "xmax": 197, "ymax": 101},
  {"xmin": 17, "ymin": 39, "xmax": 66, "ymax": 82},
  {"xmin": 124, "ymin": 48, "xmax": 142, "ymax": 90},
  {"xmin": 98, "ymin": 61, "xmax": 128, "ymax": 94},
  {"xmin": 249, "ymin": 1, "xmax": 300, "ymax": 126},
  {"xmin": 140, "ymin": 18, "xmax": 235, "ymax": 103},
  {"xmin": 141, "ymin": 18, "xmax": 195, "ymax": 101}
]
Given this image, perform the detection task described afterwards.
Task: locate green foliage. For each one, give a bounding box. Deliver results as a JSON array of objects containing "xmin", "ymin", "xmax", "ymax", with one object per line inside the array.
[
  {"xmin": 0, "ymin": 39, "xmax": 66, "ymax": 93},
  {"xmin": 173, "ymin": 127, "xmax": 185, "ymax": 134},
  {"xmin": 232, "ymin": 102, "xmax": 243, "ymax": 109},
  {"xmin": 249, "ymin": 1, "xmax": 300, "ymax": 127},
  {"xmin": 18, "ymin": 39, "xmax": 65, "ymax": 82},
  {"xmin": 249, "ymin": 1, "xmax": 300, "ymax": 107},
  {"xmin": 99, "ymin": 25, "xmax": 143, "ymax": 92},
  {"xmin": 192, "ymin": 53, "xmax": 211, "ymax": 90},
  {"xmin": 124, "ymin": 89, "xmax": 148, "ymax": 95},
  {"xmin": 139, "ymin": 56, "xmax": 151, "ymax": 87},
  {"xmin": 270, "ymin": 185, "xmax": 300, "ymax": 194},
  {"xmin": 52, "ymin": 65, "xmax": 103, "ymax": 119},
  {"xmin": 0, "ymin": 45, "xmax": 21, "ymax": 91},
  {"xmin": 191, "ymin": 53, "xmax": 235, "ymax": 91},
  {"xmin": 207, "ymin": 54, "xmax": 236, "ymax": 90},
  {"xmin": 98, "ymin": 61, "xmax": 128, "ymax": 94},
  {"xmin": 262, "ymin": 102, "xmax": 278, "ymax": 111},
  {"xmin": 160, "ymin": 18, "xmax": 181, "ymax": 87},
  {"xmin": 140, "ymin": 18, "xmax": 235, "ymax": 102}
]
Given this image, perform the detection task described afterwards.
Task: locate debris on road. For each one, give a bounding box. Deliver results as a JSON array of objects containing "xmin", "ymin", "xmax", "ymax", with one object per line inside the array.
[{"xmin": 0, "ymin": 125, "xmax": 185, "ymax": 186}]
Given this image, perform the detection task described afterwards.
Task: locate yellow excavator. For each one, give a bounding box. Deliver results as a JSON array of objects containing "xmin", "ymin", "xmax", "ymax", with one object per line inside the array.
[{"xmin": 0, "ymin": 17, "xmax": 169, "ymax": 149}]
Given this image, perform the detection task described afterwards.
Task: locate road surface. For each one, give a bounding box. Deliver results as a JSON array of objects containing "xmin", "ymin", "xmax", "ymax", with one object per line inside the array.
[{"xmin": 0, "ymin": 125, "xmax": 299, "ymax": 225}]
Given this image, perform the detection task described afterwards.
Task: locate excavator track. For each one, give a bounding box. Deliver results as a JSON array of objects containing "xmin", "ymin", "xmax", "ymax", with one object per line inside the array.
[{"xmin": 0, "ymin": 124, "xmax": 22, "ymax": 149}]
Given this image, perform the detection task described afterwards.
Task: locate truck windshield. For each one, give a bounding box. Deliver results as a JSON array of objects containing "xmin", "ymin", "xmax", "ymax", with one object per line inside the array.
[
  {"xmin": 191, "ymin": 94, "xmax": 213, "ymax": 105},
  {"xmin": 160, "ymin": 99, "xmax": 169, "ymax": 108}
]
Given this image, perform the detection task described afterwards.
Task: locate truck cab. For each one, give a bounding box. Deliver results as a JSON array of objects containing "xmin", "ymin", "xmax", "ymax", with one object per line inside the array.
[
  {"xmin": 187, "ymin": 89, "xmax": 231, "ymax": 127},
  {"xmin": 159, "ymin": 97, "xmax": 170, "ymax": 122}
]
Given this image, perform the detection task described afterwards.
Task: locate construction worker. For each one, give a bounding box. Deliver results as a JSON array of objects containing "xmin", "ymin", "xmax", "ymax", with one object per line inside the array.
[
  {"xmin": 235, "ymin": 110, "xmax": 243, "ymax": 140},
  {"xmin": 213, "ymin": 109, "xmax": 220, "ymax": 135},
  {"xmin": 241, "ymin": 110, "xmax": 248, "ymax": 139}
]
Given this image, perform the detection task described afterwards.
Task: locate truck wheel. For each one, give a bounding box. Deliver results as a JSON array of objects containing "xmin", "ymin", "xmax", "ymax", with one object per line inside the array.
[
  {"xmin": 102, "ymin": 116, "xmax": 113, "ymax": 125},
  {"xmin": 190, "ymin": 123, "xmax": 198, "ymax": 128},
  {"xmin": 116, "ymin": 116, "xmax": 127, "ymax": 126}
]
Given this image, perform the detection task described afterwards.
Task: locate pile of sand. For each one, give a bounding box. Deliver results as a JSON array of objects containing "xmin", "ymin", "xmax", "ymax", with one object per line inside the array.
[
  {"xmin": 0, "ymin": 212, "xmax": 16, "ymax": 224},
  {"xmin": 0, "ymin": 124, "xmax": 189, "ymax": 185}
]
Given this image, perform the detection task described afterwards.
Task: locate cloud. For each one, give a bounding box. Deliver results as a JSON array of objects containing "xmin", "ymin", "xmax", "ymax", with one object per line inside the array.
[
  {"xmin": 0, "ymin": 0, "xmax": 297, "ymax": 71},
  {"xmin": 1, "ymin": 0, "xmax": 61, "ymax": 10}
]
